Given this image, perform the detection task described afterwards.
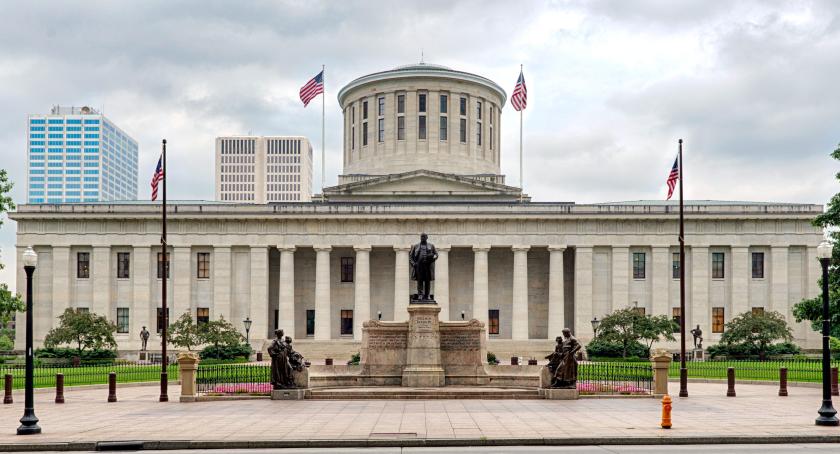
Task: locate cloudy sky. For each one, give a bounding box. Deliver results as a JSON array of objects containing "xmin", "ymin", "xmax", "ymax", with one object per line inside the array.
[{"xmin": 1, "ymin": 0, "xmax": 839, "ymax": 291}]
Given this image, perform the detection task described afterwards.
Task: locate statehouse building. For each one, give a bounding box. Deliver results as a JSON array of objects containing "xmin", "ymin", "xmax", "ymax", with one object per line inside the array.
[{"xmin": 12, "ymin": 63, "xmax": 825, "ymax": 358}]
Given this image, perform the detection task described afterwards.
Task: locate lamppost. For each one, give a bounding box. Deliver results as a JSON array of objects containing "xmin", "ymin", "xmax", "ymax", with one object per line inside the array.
[
  {"xmin": 461, "ymin": 310, "xmax": 465, "ymax": 320},
  {"xmin": 815, "ymin": 240, "xmax": 839, "ymax": 426},
  {"xmin": 243, "ymin": 317, "xmax": 252, "ymax": 346},
  {"xmin": 17, "ymin": 246, "xmax": 41, "ymax": 435},
  {"xmin": 377, "ymin": 311, "xmax": 382, "ymax": 321},
  {"xmin": 591, "ymin": 317, "xmax": 601, "ymax": 338}
]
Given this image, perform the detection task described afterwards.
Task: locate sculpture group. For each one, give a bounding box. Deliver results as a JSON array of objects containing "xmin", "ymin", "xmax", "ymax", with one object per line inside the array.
[
  {"xmin": 545, "ymin": 328, "xmax": 581, "ymax": 388},
  {"xmin": 268, "ymin": 329, "xmax": 306, "ymax": 389}
]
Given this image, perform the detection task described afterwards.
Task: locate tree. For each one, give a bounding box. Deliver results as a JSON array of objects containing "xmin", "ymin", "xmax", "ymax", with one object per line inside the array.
[
  {"xmin": 168, "ymin": 312, "xmax": 202, "ymax": 351},
  {"xmin": 199, "ymin": 316, "xmax": 243, "ymax": 348},
  {"xmin": 719, "ymin": 310, "xmax": 793, "ymax": 358},
  {"xmin": 793, "ymin": 142, "xmax": 840, "ymax": 337},
  {"xmin": 594, "ymin": 307, "xmax": 673, "ymax": 358},
  {"xmin": 0, "ymin": 169, "xmax": 14, "ymax": 271},
  {"xmin": 44, "ymin": 308, "xmax": 117, "ymax": 354},
  {"xmin": 0, "ymin": 284, "xmax": 24, "ymax": 328},
  {"xmin": 636, "ymin": 314, "xmax": 677, "ymax": 352}
]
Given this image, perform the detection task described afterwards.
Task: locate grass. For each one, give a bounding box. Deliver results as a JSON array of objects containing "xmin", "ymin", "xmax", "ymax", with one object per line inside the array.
[
  {"xmin": 665, "ymin": 359, "xmax": 840, "ymax": 383},
  {"xmin": 0, "ymin": 363, "xmax": 180, "ymax": 390}
]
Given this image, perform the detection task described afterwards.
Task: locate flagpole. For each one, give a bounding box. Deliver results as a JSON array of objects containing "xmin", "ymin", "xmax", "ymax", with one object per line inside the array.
[
  {"xmin": 519, "ymin": 64, "xmax": 524, "ymax": 202},
  {"xmin": 159, "ymin": 139, "xmax": 168, "ymax": 402},
  {"xmin": 678, "ymin": 138, "xmax": 687, "ymax": 398},
  {"xmin": 321, "ymin": 64, "xmax": 325, "ymax": 193}
]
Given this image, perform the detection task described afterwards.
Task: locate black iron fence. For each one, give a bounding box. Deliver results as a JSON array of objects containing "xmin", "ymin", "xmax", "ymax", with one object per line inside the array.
[
  {"xmin": 196, "ymin": 363, "xmax": 271, "ymax": 395},
  {"xmin": 578, "ymin": 362, "xmax": 653, "ymax": 395},
  {"xmin": 669, "ymin": 358, "xmax": 839, "ymax": 383},
  {"xmin": 0, "ymin": 361, "xmax": 176, "ymax": 390}
]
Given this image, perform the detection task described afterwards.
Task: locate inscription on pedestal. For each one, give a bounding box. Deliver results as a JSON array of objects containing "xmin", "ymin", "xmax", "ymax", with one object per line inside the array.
[
  {"xmin": 368, "ymin": 332, "xmax": 407, "ymax": 349},
  {"xmin": 415, "ymin": 316, "xmax": 434, "ymax": 331},
  {"xmin": 441, "ymin": 331, "xmax": 481, "ymax": 351}
]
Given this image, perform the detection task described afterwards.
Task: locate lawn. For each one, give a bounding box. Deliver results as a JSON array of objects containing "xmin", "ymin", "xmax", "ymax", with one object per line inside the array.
[
  {"xmin": 666, "ymin": 359, "xmax": 840, "ymax": 383},
  {"xmin": 0, "ymin": 363, "xmax": 180, "ymax": 389}
]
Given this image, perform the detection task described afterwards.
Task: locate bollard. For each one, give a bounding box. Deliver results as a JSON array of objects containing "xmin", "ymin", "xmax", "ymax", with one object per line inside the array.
[
  {"xmin": 778, "ymin": 367, "xmax": 788, "ymax": 397},
  {"xmin": 726, "ymin": 367, "xmax": 736, "ymax": 397},
  {"xmin": 3, "ymin": 374, "xmax": 12, "ymax": 404},
  {"xmin": 256, "ymin": 352, "xmax": 263, "ymax": 362},
  {"xmin": 832, "ymin": 367, "xmax": 839, "ymax": 397},
  {"xmin": 325, "ymin": 358, "xmax": 333, "ymax": 366},
  {"xmin": 55, "ymin": 373, "xmax": 65, "ymax": 404},
  {"xmin": 511, "ymin": 356, "xmax": 519, "ymax": 366},
  {"xmin": 108, "ymin": 372, "xmax": 117, "ymax": 402},
  {"xmin": 660, "ymin": 395, "xmax": 672, "ymax": 429},
  {"xmin": 528, "ymin": 358, "xmax": 538, "ymax": 366}
]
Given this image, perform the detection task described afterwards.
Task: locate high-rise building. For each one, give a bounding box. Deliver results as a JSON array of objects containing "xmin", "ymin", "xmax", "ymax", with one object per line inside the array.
[
  {"xmin": 27, "ymin": 106, "xmax": 138, "ymax": 204},
  {"xmin": 215, "ymin": 136, "xmax": 313, "ymax": 203}
]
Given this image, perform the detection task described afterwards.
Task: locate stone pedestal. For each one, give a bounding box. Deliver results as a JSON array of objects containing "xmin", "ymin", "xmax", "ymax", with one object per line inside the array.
[
  {"xmin": 271, "ymin": 389, "xmax": 307, "ymax": 400},
  {"xmin": 402, "ymin": 302, "xmax": 445, "ymax": 387},
  {"xmin": 692, "ymin": 349, "xmax": 705, "ymax": 362},
  {"xmin": 542, "ymin": 388, "xmax": 579, "ymax": 400},
  {"xmin": 650, "ymin": 349, "xmax": 672, "ymax": 397},
  {"xmin": 177, "ymin": 351, "xmax": 200, "ymax": 403}
]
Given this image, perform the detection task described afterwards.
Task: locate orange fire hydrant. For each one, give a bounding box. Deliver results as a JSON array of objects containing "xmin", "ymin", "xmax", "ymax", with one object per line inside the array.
[{"xmin": 661, "ymin": 395, "xmax": 672, "ymax": 429}]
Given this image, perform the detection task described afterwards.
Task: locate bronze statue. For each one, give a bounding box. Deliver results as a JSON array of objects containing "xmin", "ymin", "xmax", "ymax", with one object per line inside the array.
[
  {"xmin": 544, "ymin": 328, "xmax": 581, "ymax": 388},
  {"xmin": 268, "ymin": 329, "xmax": 294, "ymax": 389},
  {"xmin": 691, "ymin": 325, "xmax": 703, "ymax": 349},
  {"xmin": 285, "ymin": 336, "xmax": 305, "ymax": 372},
  {"xmin": 140, "ymin": 326, "xmax": 150, "ymax": 351},
  {"xmin": 409, "ymin": 233, "xmax": 438, "ymax": 301}
]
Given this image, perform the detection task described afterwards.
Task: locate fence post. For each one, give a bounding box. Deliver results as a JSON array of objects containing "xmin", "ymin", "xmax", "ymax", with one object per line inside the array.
[
  {"xmin": 649, "ymin": 349, "xmax": 672, "ymax": 398},
  {"xmin": 726, "ymin": 367, "xmax": 736, "ymax": 397},
  {"xmin": 108, "ymin": 372, "xmax": 117, "ymax": 402},
  {"xmin": 832, "ymin": 367, "xmax": 839, "ymax": 397},
  {"xmin": 778, "ymin": 367, "xmax": 788, "ymax": 397},
  {"xmin": 55, "ymin": 373, "xmax": 65, "ymax": 404},
  {"xmin": 3, "ymin": 374, "xmax": 12, "ymax": 404},
  {"xmin": 177, "ymin": 351, "xmax": 200, "ymax": 403}
]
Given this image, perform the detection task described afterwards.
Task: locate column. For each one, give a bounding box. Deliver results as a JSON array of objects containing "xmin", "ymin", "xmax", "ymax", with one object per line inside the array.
[
  {"xmin": 173, "ymin": 246, "xmax": 192, "ymax": 321},
  {"xmin": 770, "ymin": 246, "xmax": 789, "ymax": 314},
  {"xmin": 353, "ymin": 245, "xmax": 371, "ymax": 340},
  {"xmin": 651, "ymin": 246, "xmax": 669, "ymax": 316},
  {"xmin": 511, "ymin": 245, "xmax": 530, "ymax": 340},
  {"xmin": 574, "ymin": 246, "xmax": 593, "ymax": 338},
  {"xmin": 132, "ymin": 246, "xmax": 151, "ymax": 345},
  {"xmin": 249, "ymin": 246, "xmax": 269, "ymax": 340},
  {"xmin": 435, "ymin": 246, "xmax": 451, "ymax": 321},
  {"xmin": 91, "ymin": 246, "xmax": 111, "ymax": 317},
  {"xmin": 393, "ymin": 245, "xmax": 411, "ymax": 320},
  {"xmin": 472, "ymin": 245, "xmax": 490, "ymax": 336},
  {"xmin": 278, "ymin": 246, "xmax": 296, "ymax": 336},
  {"xmin": 313, "ymin": 246, "xmax": 332, "ymax": 340},
  {"xmin": 211, "ymin": 247, "xmax": 230, "ymax": 322},
  {"xmin": 730, "ymin": 246, "xmax": 749, "ymax": 317},
  {"xmin": 611, "ymin": 246, "xmax": 629, "ymax": 311},
  {"xmin": 690, "ymin": 246, "xmax": 709, "ymax": 332},
  {"xmin": 547, "ymin": 245, "xmax": 566, "ymax": 338},
  {"xmin": 52, "ymin": 246, "xmax": 71, "ymax": 318}
]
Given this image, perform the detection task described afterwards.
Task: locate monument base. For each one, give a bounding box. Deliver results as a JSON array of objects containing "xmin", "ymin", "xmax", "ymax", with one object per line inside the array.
[
  {"xmin": 541, "ymin": 388, "xmax": 579, "ymax": 400},
  {"xmin": 692, "ymin": 348, "xmax": 705, "ymax": 362},
  {"xmin": 271, "ymin": 389, "xmax": 307, "ymax": 400},
  {"xmin": 402, "ymin": 367, "xmax": 446, "ymax": 387}
]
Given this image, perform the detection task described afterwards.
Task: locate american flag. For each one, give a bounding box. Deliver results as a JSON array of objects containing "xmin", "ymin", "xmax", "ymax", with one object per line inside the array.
[
  {"xmin": 665, "ymin": 155, "xmax": 679, "ymax": 200},
  {"xmin": 299, "ymin": 70, "xmax": 324, "ymax": 107},
  {"xmin": 151, "ymin": 154, "xmax": 164, "ymax": 201},
  {"xmin": 511, "ymin": 70, "xmax": 527, "ymax": 111}
]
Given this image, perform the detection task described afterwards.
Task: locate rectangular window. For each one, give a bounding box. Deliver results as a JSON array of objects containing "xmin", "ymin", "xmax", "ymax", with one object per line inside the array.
[
  {"xmin": 712, "ymin": 252, "xmax": 725, "ymax": 279},
  {"xmin": 418, "ymin": 116, "xmax": 426, "ymax": 140},
  {"xmin": 632, "ymin": 252, "xmax": 646, "ymax": 279},
  {"xmin": 459, "ymin": 97, "xmax": 467, "ymax": 115},
  {"xmin": 397, "ymin": 94, "xmax": 405, "ymax": 114},
  {"xmin": 418, "ymin": 93, "xmax": 427, "ymax": 113},
  {"xmin": 197, "ymin": 252, "xmax": 210, "ymax": 279},
  {"xmin": 156, "ymin": 307, "xmax": 169, "ymax": 334},
  {"xmin": 76, "ymin": 307, "xmax": 89, "ymax": 313},
  {"xmin": 440, "ymin": 95, "xmax": 448, "ymax": 113},
  {"xmin": 751, "ymin": 252, "xmax": 764, "ymax": 278},
  {"xmin": 157, "ymin": 252, "xmax": 170, "ymax": 279},
  {"xmin": 306, "ymin": 310, "xmax": 315, "ymax": 336},
  {"xmin": 77, "ymin": 252, "xmax": 90, "ymax": 278},
  {"xmin": 378, "ymin": 96, "xmax": 385, "ymax": 116},
  {"xmin": 341, "ymin": 310, "xmax": 353, "ymax": 336},
  {"xmin": 117, "ymin": 252, "xmax": 130, "ymax": 279},
  {"xmin": 117, "ymin": 308, "xmax": 129, "ymax": 333},
  {"xmin": 341, "ymin": 257, "xmax": 354, "ymax": 282},
  {"xmin": 274, "ymin": 309, "xmax": 279, "ymax": 331},
  {"xmin": 476, "ymin": 121, "xmax": 481, "ymax": 145},
  {"xmin": 459, "ymin": 118, "xmax": 467, "ymax": 143},
  {"xmin": 712, "ymin": 307, "xmax": 725, "ymax": 333},
  {"xmin": 363, "ymin": 101, "xmax": 368, "ymax": 119},
  {"xmin": 377, "ymin": 118, "xmax": 384, "ymax": 142},
  {"xmin": 196, "ymin": 307, "xmax": 210, "ymax": 325},
  {"xmin": 439, "ymin": 117, "xmax": 448, "ymax": 141},
  {"xmin": 633, "ymin": 307, "xmax": 646, "ymax": 316},
  {"xmin": 488, "ymin": 309, "xmax": 500, "ymax": 335},
  {"xmin": 671, "ymin": 308, "xmax": 681, "ymax": 333},
  {"xmin": 362, "ymin": 122, "xmax": 368, "ymax": 146},
  {"xmin": 752, "ymin": 307, "xmax": 765, "ymax": 316},
  {"xmin": 476, "ymin": 101, "xmax": 482, "ymax": 119},
  {"xmin": 672, "ymin": 252, "xmax": 680, "ymax": 279},
  {"xmin": 397, "ymin": 116, "xmax": 405, "ymax": 140}
]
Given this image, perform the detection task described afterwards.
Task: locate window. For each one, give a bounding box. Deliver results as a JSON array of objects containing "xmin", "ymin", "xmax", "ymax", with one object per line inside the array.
[
  {"xmin": 672, "ymin": 252, "xmax": 680, "ymax": 279},
  {"xmin": 633, "ymin": 306, "xmax": 646, "ymax": 316},
  {"xmin": 488, "ymin": 309, "xmax": 500, "ymax": 335},
  {"xmin": 196, "ymin": 307, "xmax": 210, "ymax": 325},
  {"xmin": 440, "ymin": 95, "xmax": 448, "ymax": 113},
  {"xmin": 418, "ymin": 115, "xmax": 426, "ymax": 140},
  {"xmin": 363, "ymin": 101, "xmax": 368, "ymax": 119},
  {"xmin": 76, "ymin": 307, "xmax": 89, "ymax": 313},
  {"xmin": 351, "ymin": 106, "xmax": 356, "ymax": 150},
  {"xmin": 341, "ymin": 257, "xmax": 354, "ymax": 282},
  {"xmin": 117, "ymin": 252, "xmax": 130, "ymax": 279},
  {"xmin": 397, "ymin": 94, "xmax": 405, "ymax": 114},
  {"xmin": 157, "ymin": 252, "xmax": 170, "ymax": 279},
  {"xmin": 632, "ymin": 252, "xmax": 646, "ymax": 279},
  {"xmin": 752, "ymin": 252, "xmax": 764, "ymax": 278},
  {"xmin": 459, "ymin": 118, "xmax": 467, "ymax": 143},
  {"xmin": 197, "ymin": 252, "xmax": 210, "ymax": 279},
  {"xmin": 156, "ymin": 307, "xmax": 169, "ymax": 334},
  {"xmin": 362, "ymin": 122, "xmax": 368, "ymax": 146},
  {"xmin": 377, "ymin": 96, "xmax": 385, "ymax": 116},
  {"xmin": 274, "ymin": 309, "xmax": 279, "ymax": 331},
  {"xmin": 306, "ymin": 310, "xmax": 315, "ymax": 336},
  {"xmin": 439, "ymin": 117, "xmax": 448, "ymax": 141},
  {"xmin": 476, "ymin": 121, "xmax": 481, "ymax": 145},
  {"xmin": 77, "ymin": 252, "xmax": 90, "ymax": 278},
  {"xmin": 459, "ymin": 97, "xmax": 467, "ymax": 115},
  {"xmin": 377, "ymin": 118, "xmax": 384, "ymax": 142},
  {"xmin": 117, "ymin": 308, "xmax": 129, "ymax": 333},
  {"xmin": 752, "ymin": 307, "xmax": 765, "ymax": 316},
  {"xmin": 397, "ymin": 116, "xmax": 405, "ymax": 140},
  {"xmin": 712, "ymin": 252, "xmax": 725, "ymax": 279},
  {"xmin": 671, "ymin": 307, "xmax": 681, "ymax": 333},
  {"xmin": 341, "ymin": 310, "xmax": 353, "ymax": 336},
  {"xmin": 712, "ymin": 307, "xmax": 725, "ymax": 333},
  {"xmin": 489, "ymin": 107, "xmax": 494, "ymax": 150},
  {"xmin": 418, "ymin": 93, "xmax": 427, "ymax": 113}
]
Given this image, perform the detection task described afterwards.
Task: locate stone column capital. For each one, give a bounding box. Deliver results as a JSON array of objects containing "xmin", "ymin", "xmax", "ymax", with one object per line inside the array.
[
  {"xmin": 353, "ymin": 245, "xmax": 372, "ymax": 252},
  {"xmin": 436, "ymin": 245, "xmax": 451, "ymax": 252},
  {"xmin": 313, "ymin": 245, "xmax": 332, "ymax": 253},
  {"xmin": 277, "ymin": 245, "xmax": 297, "ymax": 253},
  {"xmin": 512, "ymin": 245, "xmax": 531, "ymax": 252},
  {"xmin": 472, "ymin": 245, "xmax": 491, "ymax": 253},
  {"xmin": 611, "ymin": 245, "xmax": 630, "ymax": 251},
  {"xmin": 548, "ymin": 245, "xmax": 567, "ymax": 252},
  {"xmin": 650, "ymin": 245, "xmax": 671, "ymax": 250},
  {"xmin": 393, "ymin": 245, "xmax": 412, "ymax": 252}
]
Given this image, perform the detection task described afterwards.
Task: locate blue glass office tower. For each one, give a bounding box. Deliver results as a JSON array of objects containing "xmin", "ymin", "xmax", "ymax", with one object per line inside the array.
[{"xmin": 27, "ymin": 106, "xmax": 138, "ymax": 203}]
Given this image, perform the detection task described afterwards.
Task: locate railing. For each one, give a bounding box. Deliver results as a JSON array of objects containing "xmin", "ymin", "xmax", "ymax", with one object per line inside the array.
[
  {"xmin": 196, "ymin": 363, "xmax": 271, "ymax": 396},
  {"xmin": 668, "ymin": 359, "xmax": 840, "ymax": 383},
  {"xmin": 0, "ymin": 361, "xmax": 177, "ymax": 390},
  {"xmin": 578, "ymin": 362, "xmax": 653, "ymax": 395}
]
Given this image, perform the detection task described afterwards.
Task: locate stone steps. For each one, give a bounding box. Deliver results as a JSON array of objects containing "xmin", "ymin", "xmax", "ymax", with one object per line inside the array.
[{"xmin": 308, "ymin": 387, "xmax": 542, "ymax": 400}]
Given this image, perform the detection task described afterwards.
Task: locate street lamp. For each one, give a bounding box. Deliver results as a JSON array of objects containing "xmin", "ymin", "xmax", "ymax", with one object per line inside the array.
[
  {"xmin": 815, "ymin": 240, "xmax": 839, "ymax": 426},
  {"xmin": 591, "ymin": 317, "xmax": 601, "ymax": 337},
  {"xmin": 377, "ymin": 311, "xmax": 382, "ymax": 321},
  {"xmin": 17, "ymin": 247, "xmax": 41, "ymax": 435},
  {"xmin": 243, "ymin": 317, "xmax": 252, "ymax": 346},
  {"xmin": 461, "ymin": 310, "xmax": 465, "ymax": 320}
]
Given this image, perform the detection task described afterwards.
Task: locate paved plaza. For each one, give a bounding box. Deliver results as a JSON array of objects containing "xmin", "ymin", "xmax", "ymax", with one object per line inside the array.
[{"xmin": 0, "ymin": 382, "xmax": 839, "ymax": 450}]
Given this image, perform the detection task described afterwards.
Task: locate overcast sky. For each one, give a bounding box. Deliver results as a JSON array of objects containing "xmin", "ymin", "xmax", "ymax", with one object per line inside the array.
[{"xmin": 1, "ymin": 0, "xmax": 839, "ymax": 292}]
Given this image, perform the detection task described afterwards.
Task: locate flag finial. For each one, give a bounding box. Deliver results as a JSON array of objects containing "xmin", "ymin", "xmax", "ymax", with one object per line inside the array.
[{"xmin": 420, "ymin": 49, "xmax": 424, "ymax": 64}]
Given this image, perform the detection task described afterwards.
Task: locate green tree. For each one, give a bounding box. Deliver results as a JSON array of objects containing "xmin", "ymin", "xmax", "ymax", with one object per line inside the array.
[
  {"xmin": 44, "ymin": 308, "xmax": 117, "ymax": 354},
  {"xmin": 168, "ymin": 312, "xmax": 202, "ymax": 351},
  {"xmin": 719, "ymin": 310, "xmax": 793, "ymax": 358},
  {"xmin": 0, "ymin": 284, "xmax": 24, "ymax": 328},
  {"xmin": 793, "ymin": 142, "xmax": 840, "ymax": 337},
  {"xmin": 199, "ymin": 316, "xmax": 243, "ymax": 348},
  {"xmin": 0, "ymin": 169, "xmax": 14, "ymax": 271},
  {"xmin": 595, "ymin": 307, "xmax": 670, "ymax": 358},
  {"xmin": 636, "ymin": 314, "xmax": 677, "ymax": 352}
]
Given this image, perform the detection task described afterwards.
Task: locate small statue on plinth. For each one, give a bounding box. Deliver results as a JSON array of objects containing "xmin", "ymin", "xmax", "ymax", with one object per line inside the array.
[
  {"xmin": 409, "ymin": 233, "xmax": 438, "ymax": 302},
  {"xmin": 690, "ymin": 324, "xmax": 703, "ymax": 350},
  {"xmin": 140, "ymin": 326, "xmax": 150, "ymax": 351},
  {"xmin": 268, "ymin": 329, "xmax": 306, "ymax": 389},
  {"xmin": 544, "ymin": 328, "xmax": 581, "ymax": 389}
]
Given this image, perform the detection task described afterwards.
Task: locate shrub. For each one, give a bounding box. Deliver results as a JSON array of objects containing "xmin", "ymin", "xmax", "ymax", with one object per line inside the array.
[
  {"xmin": 486, "ymin": 352, "xmax": 499, "ymax": 365},
  {"xmin": 586, "ymin": 338, "xmax": 649, "ymax": 359},
  {"xmin": 35, "ymin": 347, "xmax": 117, "ymax": 360},
  {"xmin": 199, "ymin": 343, "xmax": 252, "ymax": 361},
  {"xmin": 347, "ymin": 352, "xmax": 361, "ymax": 365},
  {"xmin": 0, "ymin": 335, "xmax": 13, "ymax": 351},
  {"xmin": 707, "ymin": 341, "xmax": 800, "ymax": 359}
]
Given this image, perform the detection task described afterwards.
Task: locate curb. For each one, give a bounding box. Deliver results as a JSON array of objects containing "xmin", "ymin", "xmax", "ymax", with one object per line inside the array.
[{"xmin": 1, "ymin": 435, "xmax": 840, "ymax": 451}]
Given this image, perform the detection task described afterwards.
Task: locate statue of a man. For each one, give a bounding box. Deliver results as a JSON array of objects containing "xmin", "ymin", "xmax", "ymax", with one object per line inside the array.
[
  {"xmin": 690, "ymin": 325, "xmax": 703, "ymax": 350},
  {"xmin": 140, "ymin": 326, "xmax": 150, "ymax": 351},
  {"xmin": 409, "ymin": 233, "xmax": 438, "ymax": 300},
  {"xmin": 550, "ymin": 328, "xmax": 581, "ymax": 389},
  {"xmin": 268, "ymin": 329, "xmax": 294, "ymax": 389}
]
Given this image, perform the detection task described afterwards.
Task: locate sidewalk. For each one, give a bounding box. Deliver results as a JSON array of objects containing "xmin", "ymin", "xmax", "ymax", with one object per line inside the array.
[{"xmin": 0, "ymin": 382, "xmax": 839, "ymax": 450}]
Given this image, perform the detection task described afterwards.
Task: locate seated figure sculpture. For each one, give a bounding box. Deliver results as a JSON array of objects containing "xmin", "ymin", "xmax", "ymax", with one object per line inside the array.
[
  {"xmin": 544, "ymin": 328, "xmax": 582, "ymax": 389},
  {"xmin": 268, "ymin": 329, "xmax": 307, "ymax": 389}
]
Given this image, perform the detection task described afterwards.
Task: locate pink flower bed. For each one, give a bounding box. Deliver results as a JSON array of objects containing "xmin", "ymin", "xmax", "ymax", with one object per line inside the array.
[
  {"xmin": 578, "ymin": 383, "xmax": 649, "ymax": 395},
  {"xmin": 211, "ymin": 383, "xmax": 272, "ymax": 394}
]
